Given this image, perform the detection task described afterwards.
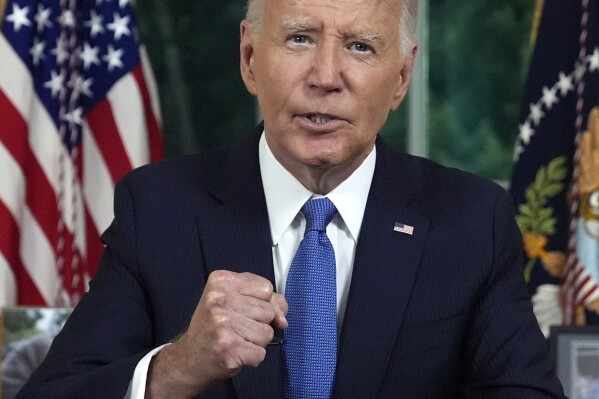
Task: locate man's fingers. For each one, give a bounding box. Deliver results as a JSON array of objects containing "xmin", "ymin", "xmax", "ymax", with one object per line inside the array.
[
  {"xmin": 271, "ymin": 293, "xmax": 289, "ymax": 329},
  {"xmin": 232, "ymin": 315, "xmax": 275, "ymax": 347},
  {"xmin": 234, "ymin": 340, "xmax": 268, "ymax": 368},
  {"xmin": 208, "ymin": 270, "xmax": 275, "ymax": 302},
  {"xmin": 236, "ymin": 272, "xmax": 275, "ymax": 301},
  {"xmin": 230, "ymin": 294, "xmax": 276, "ymax": 324}
]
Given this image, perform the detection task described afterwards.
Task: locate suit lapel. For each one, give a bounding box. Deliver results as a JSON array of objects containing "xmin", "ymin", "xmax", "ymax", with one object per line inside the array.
[
  {"xmin": 334, "ymin": 141, "xmax": 430, "ymax": 399},
  {"xmin": 195, "ymin": 128, "xmax": 284, "ymax": 399}
]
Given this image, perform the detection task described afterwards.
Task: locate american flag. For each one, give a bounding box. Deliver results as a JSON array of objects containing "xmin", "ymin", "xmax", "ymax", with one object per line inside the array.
[{"xmin": 0, "ymin": 0, "xmax": 163, "ymax": 307}]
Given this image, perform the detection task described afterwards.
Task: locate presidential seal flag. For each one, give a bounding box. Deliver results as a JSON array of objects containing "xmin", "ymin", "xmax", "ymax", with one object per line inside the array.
[
  {"xmin": 509, "ymin": 0, "xmax": 599, "ymax": 335},
  {"xmin": 0, "ymin": 0, "xmax": 163, "ymax": 308}
]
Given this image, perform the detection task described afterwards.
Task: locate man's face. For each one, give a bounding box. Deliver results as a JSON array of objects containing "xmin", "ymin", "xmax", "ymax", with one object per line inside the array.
[{"xmin": 240, "ymin": 0, "xmax": 416, "ymax": 178}]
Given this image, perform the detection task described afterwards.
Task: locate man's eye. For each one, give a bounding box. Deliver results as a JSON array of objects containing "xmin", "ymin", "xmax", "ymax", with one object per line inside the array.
[
  {"xmin": 349, "ymin": 42, "xmax": 372, "ymax": 53},
  {"xmin": 290, "ymin": 35, "xmax": 309, "ymax": 44}
]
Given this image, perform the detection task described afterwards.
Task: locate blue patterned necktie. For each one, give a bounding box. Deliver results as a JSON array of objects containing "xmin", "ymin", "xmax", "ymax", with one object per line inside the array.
[{"xmin": 283, "ymin": 197, "xmax": 338, "ymax": 399}]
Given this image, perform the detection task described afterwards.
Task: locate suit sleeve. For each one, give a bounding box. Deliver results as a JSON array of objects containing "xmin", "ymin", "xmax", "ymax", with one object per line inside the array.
[
  {"xmin": 463, "ymin": 190, "xmax": 566, "ymax": 398},
  {"xmin": 16, "ymin": 178, "xmax": 156, "ymax": 398}
]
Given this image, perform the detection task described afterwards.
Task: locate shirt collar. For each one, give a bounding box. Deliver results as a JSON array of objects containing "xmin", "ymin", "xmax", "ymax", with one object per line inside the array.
[{"xmin": 259, "ymin": 132, "xmax": 376, "ymax": 245}]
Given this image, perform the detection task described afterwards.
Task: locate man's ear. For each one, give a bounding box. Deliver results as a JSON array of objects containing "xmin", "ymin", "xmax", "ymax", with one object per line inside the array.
[
  {"xmin": 240, "ymin": 20, "xmax": 257, "ymax": 95},
  {"xmin": 390, "ymin": 43, "xmax": 418, "ymax": 111}
]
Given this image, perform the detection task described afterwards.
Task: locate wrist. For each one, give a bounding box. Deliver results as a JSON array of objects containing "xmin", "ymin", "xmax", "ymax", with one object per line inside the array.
[{"xmin": 146, "ymin": 341, "xmax": 211, "ymax": 399}]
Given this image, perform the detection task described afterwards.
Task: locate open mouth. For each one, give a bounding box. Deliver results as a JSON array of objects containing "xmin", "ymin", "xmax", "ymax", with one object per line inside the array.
[{"xmin": 307, "ymin": 114, "xmax": 334, "ymax": 124}]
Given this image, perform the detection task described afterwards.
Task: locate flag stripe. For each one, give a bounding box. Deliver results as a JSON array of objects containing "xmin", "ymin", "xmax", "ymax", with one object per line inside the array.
[
  {"xmin": 0, "ymin": 34, "xmax": 32, "ymax": 116},
  {"xmin": 132, "ymin": 65, "xmax": 163, "ymax": 162},
  {"xmin": 0, "ymin": 128, "xmax": 26, "ymax": 222},
  {"xmin": 578, "ymin": 283, "xmax": 598, "ymax": 305},
  {"xmin": 108, "ymin": 73, "xmax": 149, "ymax": 169},
  {"xmin": 82, "ymin": 121, "xmax": 115, "ymax": 237},
  {"xmin": 86, "ymin": 98, "xmax": 134, "ymax": 184},
  {"xmin": 576, "ymin": 274, "xmax": 591, "ymax": 292},
  {"xmin": 20, "ymin": 205, "xmax": 61, "ymax": 304},
  {"xmin": 0, "ymin": 252, "xmax": 17, "ymax": 308},
  {"xmin": 0, "ymin": 90, "xmax": 60, "ymax": 251},
  {"xmin": 0, "ymin": 201, "xmax": 46, "ymax": 305}
]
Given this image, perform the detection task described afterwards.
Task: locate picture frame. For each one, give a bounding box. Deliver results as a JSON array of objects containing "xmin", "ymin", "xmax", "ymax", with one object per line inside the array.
[
  {"xmin": 1, "ymin": 307, "xmax": 72, "ymax": 399},
  {"xmin": 550, "ymin": 325, "xmax": 599, "ymax": 399}
]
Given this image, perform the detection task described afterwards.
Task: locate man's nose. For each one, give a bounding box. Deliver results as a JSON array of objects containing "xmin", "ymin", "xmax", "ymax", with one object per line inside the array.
[{"xmin": 307, "ymin": 41, "xmax": 344, "ymax": 93}]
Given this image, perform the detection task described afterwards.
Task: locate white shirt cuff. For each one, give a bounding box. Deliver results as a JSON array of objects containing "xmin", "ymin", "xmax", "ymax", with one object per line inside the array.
[{"xmin": 124, "ymin": 343, "xmax": 171, "ymax": 399}]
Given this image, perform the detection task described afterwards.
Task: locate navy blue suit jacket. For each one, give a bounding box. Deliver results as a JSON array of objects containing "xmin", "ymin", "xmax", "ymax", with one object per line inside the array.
[{"xmin": 18, "ymin": 126, "xmax": 565, "ymax": 398}]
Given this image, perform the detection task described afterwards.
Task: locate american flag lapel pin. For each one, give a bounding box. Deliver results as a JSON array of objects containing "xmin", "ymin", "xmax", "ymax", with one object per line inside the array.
[{"xmin": 393, "ymin": 222, "xmax": 414, "ymax": 236}]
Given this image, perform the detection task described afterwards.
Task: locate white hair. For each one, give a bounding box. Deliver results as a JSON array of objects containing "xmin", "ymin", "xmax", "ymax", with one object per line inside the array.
[{"xmin": 245, "ymin": 0, "xmax": 418, "ymax": 56}]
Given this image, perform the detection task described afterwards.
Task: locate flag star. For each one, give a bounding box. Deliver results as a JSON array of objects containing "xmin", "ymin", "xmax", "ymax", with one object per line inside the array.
[
  {"xmin": 6, "ymin": 4, "xmax": 32, "ymax": 32},
  {"xmin": 51, "ymin": 38, "xmax": 69, "ymax": 64},
  {"xmin": 79, "ymin": 42, "xmax": 101, "ymax": 70},
  {"xmin": 589, "ymin": 48, "xmax": 599, "ymax": 72},
  {"xmin": 119, "ymin": 0, "xmax": 128, "ymax": 8},
  {"xmin": 103, "ymin": 44, "xmax": 124, "ymax": 72},
  {"xmin": 84, "ymin": 10, "xmax": 105, "ymax": 38},
  {"xmin": 60, "ymin": 10, "xmax": 76, "ymax": 28},
  {"xmin": 107, "ymin": 13, "xmax": 131, "ymax": 40},
  {"xmin": 69, "ymin": 75, "xmax": 94, "ymax": 97},
  {"xmin": 519, "ymin": 121, "xmax": 535, "ymax": 144},
  {"xmin": 63, "ymin": 107, "xmax": 83, "ymax": 125},
  {"xmin": 557, "ymin": 72, "xmax": 574, "ymax": 96},
  {"xmin": 29, "ymin": 38, "xmax": 46, "ymax": 66},
  {"xmin": 34, "ymin": 4, "xmax": 53, "ymax": 32},
  {"xmin": 541, "ymin": 86, "xmax": 558, "ymax": 110},
  {"xmin": 529, "ymin": 103, "xmax": 545, "ymax": 126},
  {"xmin": 44, "ymin": 70, "xmax": 65, "ymax": 98}
]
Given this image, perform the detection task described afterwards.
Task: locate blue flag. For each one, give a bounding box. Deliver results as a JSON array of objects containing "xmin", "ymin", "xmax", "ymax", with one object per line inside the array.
[{"xmin": 510, "ymin": 0, "xmax": 599, "ymax": 335}]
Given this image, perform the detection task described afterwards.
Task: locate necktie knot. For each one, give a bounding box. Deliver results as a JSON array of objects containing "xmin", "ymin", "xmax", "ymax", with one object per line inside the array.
[{"xmin": 302, "ymin": 198, "xmax": 337, "ymax": 233}]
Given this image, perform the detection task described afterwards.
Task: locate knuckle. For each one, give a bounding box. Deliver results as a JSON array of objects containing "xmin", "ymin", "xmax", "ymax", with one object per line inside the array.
[
  {"xmin": 223, "ymin": 355, "xmax": 242, "ymax": 372},
  {"xmin": 206, "ymin": 290, "xmax": 227, "ymax": 308},
  {"xmin": 258, "ymin": 280, "xmax": 274, "ymax": 298},
  {"xmin": 213, "ymin": 330, "xmax": 235, "ymax": 353},
  {"xmin": 210, "ymin": 270, "xmax": 232, "ymax": 285},
  {"xmin": 212, "ymin": 313, "xmax": 231, "ymax": 330}
]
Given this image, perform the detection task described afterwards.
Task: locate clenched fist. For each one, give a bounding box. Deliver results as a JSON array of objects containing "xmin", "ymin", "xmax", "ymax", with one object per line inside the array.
[{"xmin": 147, "ymin": 271, "xmax": 288, "ymax": 398}]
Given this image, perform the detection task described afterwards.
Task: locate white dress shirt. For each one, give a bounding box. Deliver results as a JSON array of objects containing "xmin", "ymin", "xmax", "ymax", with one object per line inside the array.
[{"xmin": 126, "ymin": 132, "xmax": 376, "ymax": 398}]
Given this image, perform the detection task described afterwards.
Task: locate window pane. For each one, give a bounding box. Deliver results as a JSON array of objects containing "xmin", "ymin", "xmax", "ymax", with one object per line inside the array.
[
  {"xmin": 136, "ymin": 0, "xmax": 255, "ymax": 156},
  {"xmin": 428, "ymin": 0, "xmax": 535, "ymax": 180}
]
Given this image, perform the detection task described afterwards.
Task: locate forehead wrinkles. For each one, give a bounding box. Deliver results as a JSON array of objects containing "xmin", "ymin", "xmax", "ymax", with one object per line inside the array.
[{"xmin": 276, "ymin": 0, "xmax": 398, "ymax": 38}]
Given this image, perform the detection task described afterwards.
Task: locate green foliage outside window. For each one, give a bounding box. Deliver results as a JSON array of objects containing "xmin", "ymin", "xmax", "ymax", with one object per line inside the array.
[{"xmin": 428, "ymin": 0, "xmax": 535, "ymax": 180}]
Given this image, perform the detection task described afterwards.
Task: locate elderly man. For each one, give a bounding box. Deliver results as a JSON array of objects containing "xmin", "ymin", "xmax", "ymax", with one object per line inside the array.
[{"xmin": 18, "ymin": 0, "xmax": 565, "ymax": 398}]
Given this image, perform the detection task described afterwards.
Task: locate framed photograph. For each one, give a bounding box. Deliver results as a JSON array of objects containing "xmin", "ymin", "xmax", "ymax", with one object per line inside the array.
[
  {"xmin": 550, "ymin": 326, "xmax": 599, "ymax": 399},
  {"xmin": 1, "ymin": 307, "xmax": 72, "ymax": 399}
]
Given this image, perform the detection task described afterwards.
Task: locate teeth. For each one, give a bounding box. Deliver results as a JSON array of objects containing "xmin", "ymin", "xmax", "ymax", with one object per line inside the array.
[{"xmin": 309, "ymin": 115, "xmax": 332, "ymax": 124}]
